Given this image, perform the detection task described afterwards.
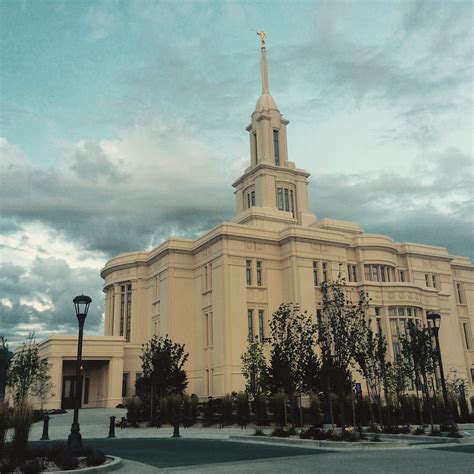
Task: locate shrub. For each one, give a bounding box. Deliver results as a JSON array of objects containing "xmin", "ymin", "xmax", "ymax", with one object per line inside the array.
[
  {"xmin": 269, "ymin": 393, "xmax": 286, "ymax": 427},
  {"xmin": 253, "ymin": 394, "xmax": 267, "ymax": 424},
  {"xmin": 46, "ymin": 443, "xmax": 66, "ymax": 461},
  {"xmin": 470, "ymin": 396, "xmax": 474, "ymax": 415},
  {"xmin": 459, "ymin": 396, "xmax": 470, "ymax": 422},
  {"xmin": 125, "ymin": 396, "xmax": 143, "ymax": 420},
  {"xmin": 430, "ymin": 428, "xmax": 441, "ymax": 437},
  {"xmin": 271, "ymin": 428, "xmax": 290, "ymax": 438},
  {"xmin": 221, "ymin": 394, "xmax": 234, "ymax": 426},
  {"xmin": 19, "ymin": 458, "xmax": 45, "ymax": 474},
  {"xmin": 308, "ymin": 395, "xmax": 323, "ymax": 427},
  {"xmin": 11, "ymin": 402, "xmax": 34, "ymax": 458},
  {"xmin": 236, "ymin": 392, "xmax": 249, "ymax": 427},
  {"xmin": 299, "ymin": 426, "xmax": 324, "ymax": 440},
  {"xmin": 0, "ymin": 457, "xmax": 17, "ymax": 473},
  {"xmin": 371, "ymin": 433, "xmax": 381, "ymax": 442},
  {"xmin": 54, "ymin": 450, "xmax": 79, "ymax": 470},
  {"xmin": 86, "ymin": 448, "xmax": 106, "ymax": 467},
  {"xmin": 413, "ymin": 426, "xmax": 425, "ymax": 435},
  {"xmin": 253, "ymin": 428, "xmax": 265, "ymax": 436},
  {"xmin": 0, "ymin": 402, "xmax": 9, "ymax": 457}
]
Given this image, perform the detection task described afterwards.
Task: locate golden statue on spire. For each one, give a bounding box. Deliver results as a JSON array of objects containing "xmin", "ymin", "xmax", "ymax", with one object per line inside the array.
[{"xmin": 256, "ymin": 30, "xmax": 266, "ymax": 49}]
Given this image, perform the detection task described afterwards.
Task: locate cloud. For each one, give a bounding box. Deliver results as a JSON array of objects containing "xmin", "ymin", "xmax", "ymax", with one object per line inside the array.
[
  {"xmin": 83, "ymin": 3, "xmax": 120, "ymax": 41},
  {"xmin": 312, "ymin": 147, "xmax": 474, "ymax": 259}
]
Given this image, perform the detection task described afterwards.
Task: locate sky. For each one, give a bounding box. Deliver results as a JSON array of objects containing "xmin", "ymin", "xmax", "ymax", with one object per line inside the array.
[{"xmin": 0, "ymin": 0, "xmax": 473, "ymax": 346}]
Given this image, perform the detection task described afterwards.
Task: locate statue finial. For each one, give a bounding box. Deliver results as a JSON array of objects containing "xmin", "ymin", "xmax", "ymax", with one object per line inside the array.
[{"xmin": 256, "ymin": 30, "xmax": 266, "ymax": 49}]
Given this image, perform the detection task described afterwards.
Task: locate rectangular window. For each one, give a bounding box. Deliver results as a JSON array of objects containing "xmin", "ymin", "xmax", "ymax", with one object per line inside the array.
[
  {"xmin": 209, "ymin": 312, "xmax": 213, "ymax": 346},
  {"xmin": 322, "ymin": 261, "xmax": 329, "ymax": 282},
  {"xmin": 313, "ymin": 261, "xmax": 319, "ymax": 287},
  {"xmin": 364, "ymin": 265, "xmax": 395, "ymax": 283},
  {"xmin": 256, "ymin": 260, "xmax": 263, "ymax": 286},
  {"xmin": 120, "ymin": 286, "xmax": 125, "ymax": 336},
  {"xmin": 254, "ymin": 132, "xmax": 258, "ymax": 163},
  {"xmin": 247, "ymin": 193, "xmax": 251, "ymax": 208},
  {"xmin": 122, "ymin": 373, "xmax": 129, "ymax": 398},
  {"xmin": 462, "ymin": 322, "xmax": 471, "ymax": 350},
  {"xmin": 431, "ymin": 274, "xmax": 438, "ymax": 289},
  {"xmin": 258, "ymin": 310, "xmax": 265, "ymax": 340},
  {"xmin": 277, "ymin": 188, "xmax": 284, "ymax": 210},
  {"xmin": 348, "ymin": 264, "xmax": 357, "ymax": 282},
  {"xmin": 246, "ymin": 260, "xmax": 252, "ymax": 286},
  {"xmin": 206, "ymin": 369, "xmax": 210, "ymax": 396},
  {"xmin": 290, "ymin": 190, "xmax": 295, "ymax": 216},
  {"xmin": 120, "ymin": 284, "xmax": 132, "ymax": 342},
  {"xmin": 284, "ymin": 188, "xmax": 290, "ymax": 211},
  {"xmin": 208, "ymin": 263, "xmax": 212, "ymax": 290},
  {"xmin": 399, "ymin": 270, "xmax": 406, "ymax": 282},
  {"xmin": 84, "ymin": 377, "xmax": 90, "ymax": 405},
  {"xmin": 456, "ymin": 282, "xmax": 465, "ymax": 304},
  {"xmin": 251, "ymin": 191, "xmax": 255, "ymax": 206},
  {"xmin": 205, "ymin": 313, "xmax": 209, "ymax": 347},
  {"xmin": 425, "ymin": 274, "xmax": 430, "ymax": 287},
  {"xmin": 273, "ymin": 129, "xmax": 280, "ymax": 166},
  {"xmin": 126, "ymin": 284, "xmax": 132, "ymax": 342},
  {"xmin": 247, "ymin": 309, "xmax": 254, "ymax": 341}
]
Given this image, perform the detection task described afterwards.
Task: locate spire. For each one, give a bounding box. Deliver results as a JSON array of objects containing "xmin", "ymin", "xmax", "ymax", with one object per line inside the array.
[{"xmin": 255, "ymin": 31, "xmax": 278, "ymax": 113}]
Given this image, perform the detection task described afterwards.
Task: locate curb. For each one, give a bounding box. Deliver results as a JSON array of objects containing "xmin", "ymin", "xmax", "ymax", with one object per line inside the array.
[
  {"xmin": 229, "ymin": 435, "xmax": 409, "ymax": 450},
  {"xmin": 57, "ymin": 456, "xmax": 122, "ymax": 473}
]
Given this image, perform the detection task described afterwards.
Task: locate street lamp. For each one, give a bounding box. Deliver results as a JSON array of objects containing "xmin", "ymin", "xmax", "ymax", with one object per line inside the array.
[
  {"xmin": 426, "ymin": 312, "xmax": 456, "ymax": 430},
  {"xmin": 67, "ymin": 294, "xmax": 92, "ymax": 452}
]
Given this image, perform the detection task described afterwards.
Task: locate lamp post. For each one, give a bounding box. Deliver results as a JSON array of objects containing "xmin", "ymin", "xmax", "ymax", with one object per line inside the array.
[
  {"xmin": 426, "ymin": 312, "xmax": 456, "ymax": 430},
  {"xmin": 67, "ymin": 294, "xmax": 92, "ymax": 452}
]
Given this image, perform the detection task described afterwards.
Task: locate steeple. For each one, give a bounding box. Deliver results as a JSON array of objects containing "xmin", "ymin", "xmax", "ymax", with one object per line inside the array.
[{"xmin": 232, "ymin": 33, "xmax": 317, "ymax": 229}]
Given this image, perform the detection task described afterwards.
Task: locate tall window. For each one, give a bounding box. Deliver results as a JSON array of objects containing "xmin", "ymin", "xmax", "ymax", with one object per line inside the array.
[
  {"xmin": 120, "ymin": 284, "xmax": 132, "ymax": 342},
  {"xmin": 277, "ymin": 186, "xmax": 294, "ymax": 213},
  {"xmin": 364, "ymin": 264, "xmax": 395, "ymax": 282},
  {"xmin": 322, "ymin": 261, "xmax": 329, "ymax": 282},
  {"xmin": 462, "ymin": 321, "xmax": 472, "ymax": 350},
  {"xmin": 247, "ymin": 309, "xmax": 254, "ymax": 341},
  {"xmin": 273, "ymin": 129, "xmax": 280, "ymax": 166},
  {"xmin": 253, "ymin": 132, "xmax": 258, "ymax": 163},
  {"xmin": 251, "ymin": 191, "xmax": 256, "ymax": 206},
  {"xmin": 389, "ymin": 306, "xmax": 421, "ymax": 357},
  {"xmin": 313, "ymin": 261, "xmax": 319, "ymax": 287},
  {"xmin": 258, "ymin": 310, "xmax": 265, "ymax": 340},
  {"xmin": 256, "ymin": 260, "xmax": 263, "ymax": 286},
  {"xmin": 246, "ymin": 260, "xmax": 252, "ymax": 286},
  {"xmin": 122, "ymin": 373, "xmax": 129, "ymax": 398},
  {"xmin": 455, "ymin": 282, "xmax": 465, "ymax": 304},
  {"xmin": 399, "ymin": 270, "xmax": 406, "ymax": 282},
  {"xmin": 348, "ymin": 264, "xmax": 357, "ymax": 282},
  {"xmin": 204, "ymin": 312, "xmax": 213, "ymax": 347}
]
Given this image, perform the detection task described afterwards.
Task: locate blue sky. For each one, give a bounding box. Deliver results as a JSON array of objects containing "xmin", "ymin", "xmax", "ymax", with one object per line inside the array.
[{"xmin": 0, "ymin": 0, "xmax": 472, "ymax": 344}]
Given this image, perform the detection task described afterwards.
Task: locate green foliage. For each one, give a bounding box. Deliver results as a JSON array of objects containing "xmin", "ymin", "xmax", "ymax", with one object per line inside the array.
[
  {"xmin": 253, "ymin": 393, "xmax": 267, "ymax": 423},
  {"xmin": 267, "ymin": 304, "xmax": 319, "ymax": 399},
  {"xmin": 183, "ymin": 394, "xmax": 198, "ymax": 426},
  {"xmin": 253, "ymin": 428, "xmax": 265, "ymax": 436},
  {"xmin": 125, "ymin": 396, "xmax": 144, "ymax": 420},
  {"xmin": 271, "ymin": 427, "xmax": 290, "ymax": 437},
  {"xmin": 19, "ymin": 458, "xmax": 45, "ymax": 474},
  {"xmin": 221, "ymin": 394, "xmax": 233, "ymax": 425},
  {"xmin": 236, "ymin": 392, "xmax": 250, "ymax": 427},
  {"xmin": 11, "ymin": 402, "xmax": 34, "ymax": 459},
  {"xmin": 241, "ymin": 339, "xmax": 268, "ymax": 400},
  {"xmin": 54, "ymin": 450, "xmax": 79, "ymax": 470},
  {"xmin": 308, "ymin": 394, "xmax": 323, "ymax": 427},
  {"xmin": 269, "ymin": 392, "xmax": 286, "ymax": 427},
  {"xmin": 0, "ymin": 457, "xmax": 17, "ymax": 473},
  {"xmin": 86, "ymin": 448, "xmax": 106, "ymax": 467},
  {"xmin": 7, "ymin": 333, "xmax": 52, "ymax": 404},
  {"xmin": 140, "ymin": 335, "xmax": 189, "ymax": 398},
  {"xmin": 470, "ymin": 396, "xmax": 474, "ymax": 416}
]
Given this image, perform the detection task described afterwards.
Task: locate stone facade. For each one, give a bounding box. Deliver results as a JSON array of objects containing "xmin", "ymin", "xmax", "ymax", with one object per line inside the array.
[{"xmin": 39, "ymin": 44, "xmax": 474, "ymax": 408}]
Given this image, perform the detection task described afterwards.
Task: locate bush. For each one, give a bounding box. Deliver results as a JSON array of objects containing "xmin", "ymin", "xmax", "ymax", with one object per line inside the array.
[
  {"xmin": 183, "ymin": 394, "xmax": 198, "ymax": 427},
  {"xmin": 221, "ymin": 394, "xmax": 234, "ymax": 426},
  {"xmin": 253, "ymin": 428, "xmax": 265, "ymax": 436},
  {"xmin": 413, "ymin": 426, "xmax": 425, "ymax": 435},
  {"xmin": 86, "ymin": 448, "xmax": 106, "ymax": 467},
  {"xmin": 19, "ymin": 458, "xmax": 45, "ymax": 474},
  {"xmin": 300, "ymin": 426, "xmax": 323, "ymax": 440},
  {"xmin": 125, "ymin": 396, "xmax": 144, "ymax": 420},
  {"xmin": 11, "ymin": 402, "xmax": 33, "ymax": 458},
  {"xmin": 430, "ymin": 428, "xmax": 441, "ymax": 437},
  {"xmin": 236, "ymin": 392, "xmax": 249, "ymax": 427},
  {"xmin": 46, "ymin": 443, "xmax": 66, "ymax": 461},
  {"xmin": 55, "ymin": 450, "xmax": 79, "ymax": 470},
  {"xmin": 269, "ymin": 393, "xmax": 286, "ymax": 427},
  {"xmin": 0, "ymin": 457, "xmax": 17, "ymax": 474},
  {"xmin": 371, "ymin": 433, "xmax": 381, "ymax": 442},
  {"xmin": 271, "ymin": 428, "xmax": 290, "ymax": 438},
  {"xmin": 459, "ymin": 396, "xmax": 470, "ymax": 422},
  {"xmin": 253, "ymin": 394, "xmax": 267, "ymax": 424},
  {"xmin": 308, "ymin": 395, "xmax": 323, "ymax": 427}
]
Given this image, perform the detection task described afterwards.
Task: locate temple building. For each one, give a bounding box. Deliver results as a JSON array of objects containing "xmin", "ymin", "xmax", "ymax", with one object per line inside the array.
[{"xmin": 39, "ymin": 40, "xmax": 473, "ymax": 410}]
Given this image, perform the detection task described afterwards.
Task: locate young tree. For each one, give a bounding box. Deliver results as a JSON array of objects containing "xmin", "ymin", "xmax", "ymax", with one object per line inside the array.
[
  {"xmin": 140, "ymin": 335, "xmax": 189, "ymax": 422},
  {"xmin": 318, "ymin": 276, "xmax": 368, "ymax": 428},
  {"xmin": 355, "ymin": 319, "xmax": 388, "ymax": 426},
  {"xmin": 385, "ymin": 356, "xmax": 410, "ymax": 425},
  {"xmin": 30, "ymin": 360, "xmax": 55, "ymax": 411},
  {"xmin": 266, "ymin": 304, "xmax": 319, "ymax": 428},
  {"xmin": 241, "ymin": 338, "xmax": 268, "ymax": 401},
  {"xmin": 400, "ymin": 321, "xmax": 436, "ymax": 429},
  {"xmin": 7, "ymin": 333, "xmax": 50, "ymax": 404},
  {"xmin": 0, "ymin": 337, "xmax": 11, "ymax": 402}
]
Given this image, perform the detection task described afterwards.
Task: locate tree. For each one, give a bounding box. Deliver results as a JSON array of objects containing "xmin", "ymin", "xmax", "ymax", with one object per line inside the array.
[
  {"xmin": 7, "ymin": 333, "xmax": 51, "ymax": 404},
  {"xmin": 318, "ymin": 276, "xmax": 368, "ymax": 428},
  {"xmin": 400, "ymin": 320, "xmax": 436, "ymax": 429},
  {"xmin": 385, "ymin": 356, "xmax": 410, "ymax": 425},
  {"xmin": 140, "ymin": 335, "xmax": 189, "ymax": 425},
  {"xmin": 241, "ymin": 338, "xmax": 268, "ymax": 401},
  {"xmin": 0, "ymin": 337, "xmax": 11, "ymax": 402},
  {"xmin": 266, "ymin": 304, "xmax": 319, "ymax": 428},
  {"xmin": 30, "ymin": 360, "xmax": 55, "ymax": 411},
  {"xmin": 140, "ymin": 335, "xmax": 189, "ymax": 398},
  {"xmin": 355, "ymin": 319, "xmax": 388, "ymax": 426}
]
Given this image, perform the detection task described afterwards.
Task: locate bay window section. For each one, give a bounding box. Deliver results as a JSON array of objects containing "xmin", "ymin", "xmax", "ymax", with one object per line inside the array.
[
  {"xmin": 276, "ymin": 186, "xmax": 295, "ymax": 214},
  {"xmin": 256, "ymin": 260, "xmax": 263, "ymax": 286},
  {"xmin": 364, "ymin": 264, "xmax": 395, "ymax": 282}
]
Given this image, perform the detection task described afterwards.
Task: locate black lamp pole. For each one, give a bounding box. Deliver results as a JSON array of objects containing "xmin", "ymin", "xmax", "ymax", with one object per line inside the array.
[
  {"xmin": 426, "ymin": 312, "xmax": 456, "ymax": 430},
  {"xmin": 67, "ymin": 294, "xmax": 92, "ymax": 452}
]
